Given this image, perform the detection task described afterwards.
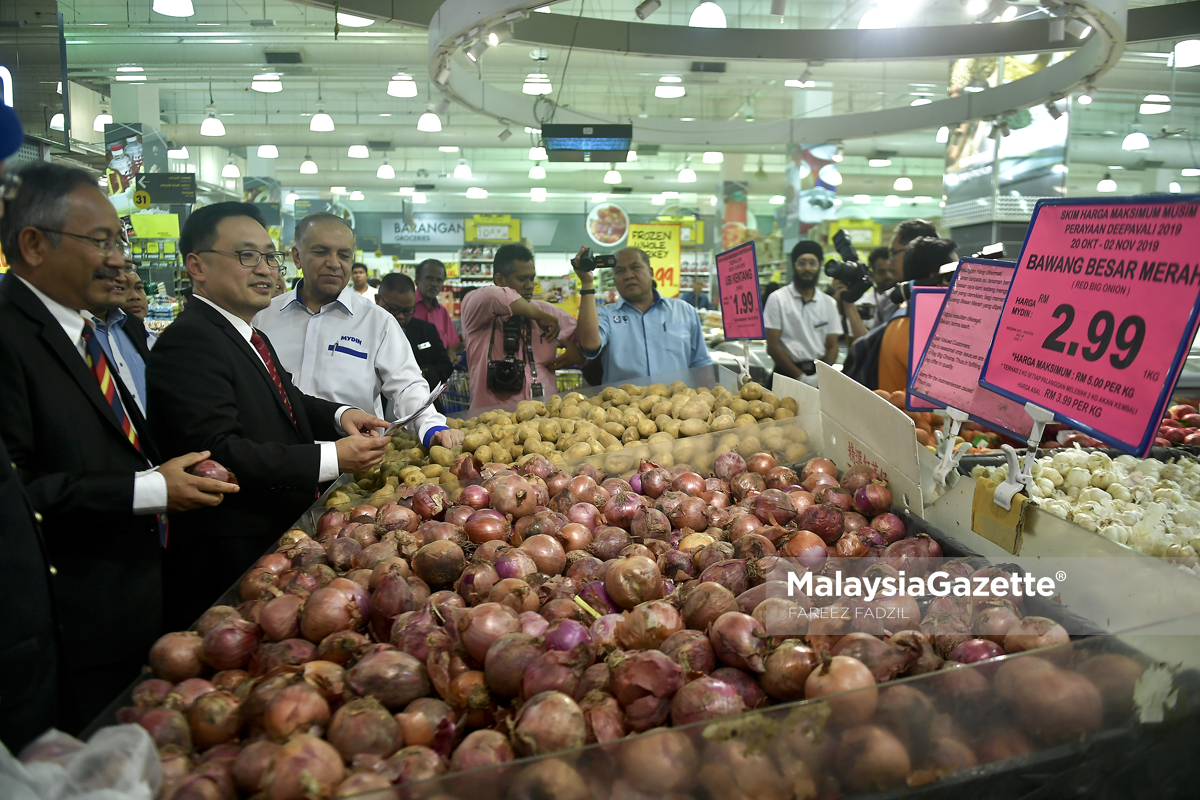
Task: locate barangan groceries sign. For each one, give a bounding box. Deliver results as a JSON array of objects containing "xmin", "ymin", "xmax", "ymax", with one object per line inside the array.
[{"xmin": 381, "ymin": 215, "xmax": 466, "ymax": 246}]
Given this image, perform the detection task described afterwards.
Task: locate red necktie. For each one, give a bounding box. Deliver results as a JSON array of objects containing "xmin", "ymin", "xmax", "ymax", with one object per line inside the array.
[{"xmin": 250, "ymin": 330, "xmax": 297, "ymax": 425}]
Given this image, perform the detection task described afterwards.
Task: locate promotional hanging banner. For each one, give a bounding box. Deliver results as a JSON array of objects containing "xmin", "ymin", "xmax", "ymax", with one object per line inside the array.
[
  {"xmin": 906, "ymin": 287, "xmax": 947, "ymax": 411},
  {"xmin": 715, "ymin": 241, "xmax": 765, "ymax": 340},
  {"xmin": 980, "ymin": 195, "xmax": 1200, "ymax": 455},
  {"xmin": 910, "ymin": 258, "xmax": 1032, "ymax": 439}
]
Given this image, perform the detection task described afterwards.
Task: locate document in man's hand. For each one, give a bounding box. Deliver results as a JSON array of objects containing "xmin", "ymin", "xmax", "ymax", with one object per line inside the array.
[{"xmin": 385, "ymin": 382, "xmax": 448, "ymax": 434}]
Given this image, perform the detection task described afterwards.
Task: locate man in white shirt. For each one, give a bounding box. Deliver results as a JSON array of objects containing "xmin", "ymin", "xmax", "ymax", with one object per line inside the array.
[
  {"xmin": 351, "ymin": 262, "xmax": 377, "ymax": 301},
  {"xmin": 256, "ymin": 213, "xmax": 464, "ymax": 451},
  {"xmin": 764, "ymin": 240, "xmax": 841, "ymax": 387}
]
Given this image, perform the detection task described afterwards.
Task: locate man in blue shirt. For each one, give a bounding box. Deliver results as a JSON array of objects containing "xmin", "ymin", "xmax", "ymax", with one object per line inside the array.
[
  {"xmin": 575, "ymin": 246, "xmax": 713, "ymax": 384},
  {"xmin": 84, "ymin": 264, "xmax": 154, "ymax": 413}
]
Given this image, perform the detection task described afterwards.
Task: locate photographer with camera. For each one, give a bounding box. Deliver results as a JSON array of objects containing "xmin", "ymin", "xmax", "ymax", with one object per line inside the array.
[
  {"xmin": 460, "ymin": 244, "xmax": 575, "ymax": 412},
  {"xmin": 836, "ymin": 245, "xmax": 899, "ymax": 341},
  {"xmin": 574, "ymin": 245, "xmax": 713, "ymax": 384},
  {"xmin": 763, "ymin": 240, "xmax": 842, "ymax": 387}
]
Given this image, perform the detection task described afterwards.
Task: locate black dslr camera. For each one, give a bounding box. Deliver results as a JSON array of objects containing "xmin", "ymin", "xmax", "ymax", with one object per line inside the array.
[
  {"xmin": 576, "ymin": 248, "xmax": 617, "ymax": 272},
  {"xmin": 823, "ymin": 228, "xmax": 874, "ymax": 304},
  {"xmin": 487, "ymin": 316, "xmax": 527, "ymax": 394}
]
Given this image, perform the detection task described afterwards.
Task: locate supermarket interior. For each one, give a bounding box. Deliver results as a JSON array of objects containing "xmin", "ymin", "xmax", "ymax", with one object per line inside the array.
[{"xmin": 3, "ymin": 0, "xmax": 1200, "ymax": 797}]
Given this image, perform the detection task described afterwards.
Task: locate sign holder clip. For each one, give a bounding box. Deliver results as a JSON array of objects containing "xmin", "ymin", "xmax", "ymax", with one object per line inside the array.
[
  {"xmin": 932, "ymin": 407, "xmax": 971, "ymax": 487},
  {"xmin": 739, "ymin": 342, "xmax": 752, "ymax": 386},
  {"xmin": 994, "ymin": 402, "xmax": 1056, "ymax": 510}
]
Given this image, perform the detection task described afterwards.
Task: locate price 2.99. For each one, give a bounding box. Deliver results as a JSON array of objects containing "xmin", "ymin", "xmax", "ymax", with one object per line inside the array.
[{"xmin": 1041, "ymin": 303, "xmax": 1145, "ymax": 369}]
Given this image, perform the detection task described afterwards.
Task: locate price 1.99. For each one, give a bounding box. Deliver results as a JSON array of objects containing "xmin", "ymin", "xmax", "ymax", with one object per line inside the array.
[
  {"xmin": 1041, "ymin": 303, "xmax": 1145, "ymax": 369},
  {"xmin": 730, "ymin": 290, "xmax": 757, "ymax": 315}
]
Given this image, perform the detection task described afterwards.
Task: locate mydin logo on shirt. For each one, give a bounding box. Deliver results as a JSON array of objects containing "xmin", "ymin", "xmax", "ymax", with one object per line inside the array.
[{"xmin": 328, "ymin": 335, "xmax": 368, "ymax": 359}]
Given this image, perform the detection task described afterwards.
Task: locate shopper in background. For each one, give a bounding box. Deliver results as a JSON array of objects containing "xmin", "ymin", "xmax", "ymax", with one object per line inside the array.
[
  {"xmin": 683, "ymin": 279, "xmax": 711, "ymax": 310},
  {"xmin": 834, "ymin": 244, "xmax": 904, "ymax": 343},
  {"xmin": 123, "ymin": 269, "xmax": 159, "ymax": 349},
  {"xmin": 763, "ymin": 240, "xmax": 841, "ymax": 387},
  {"xmin": 146, "ymin": 203, "xmax": 390, "ymax": 631},
  {"xmin": 461, "ymin": 244, "xmax": 573, "ymax": 412},
  {"xmin": 254, "ymin": 213, "xmax": 460, "ymax": 449},
  {"xmin": 888, "ymin": 218, "xmax": 939, "ymax": 282},
  {"xmin": 377, "ymin": 272, "xmax": 455, "ymax": 391},
  {"xmin": 83, "ymin": 262, "xmax": 153, "ymax": 414},
  {"xmin": 575, "ymin": 245, "xmax": 713, "ymax": 384},
  {"xmin": 351, "ymin": 262, "xmax": 376, "ymax": 301},
  {"xmin": 877, "ymin": 236, "xmax": 960, "ymax": 393},
  {"xmin": 0, "ymin": 163, "xmax": 239, "ymax": 734},
  {"xmin": 412, "ymin": 259, "xmax": 462, "ymax": 361},
  {"xmin": 271, "ymin": 271, "xmax": 288, "ymax": 298}
]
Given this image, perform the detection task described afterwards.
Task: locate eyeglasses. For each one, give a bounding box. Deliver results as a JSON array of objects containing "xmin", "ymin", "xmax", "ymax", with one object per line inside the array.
[
  {"xmin": 1, "ymin": 172, "xmax": 21, "ymax": 201},
  {"xmin": 380, "ymin": 302, "xmax": 416, "ymax": 317},
  {"xmin": 37, "ymin": 228, "xmax": 131, "ymax": 258},
  {"xmin": 197, "ymin": 249, "xmax": 287, "ymax": 270}
]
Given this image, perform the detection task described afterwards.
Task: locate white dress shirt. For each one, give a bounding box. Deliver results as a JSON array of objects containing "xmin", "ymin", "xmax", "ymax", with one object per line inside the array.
[
  {"xmin": 14, "ymin": 275, "xmax": 167, "ymax": 513},
  {"xmin": 254, "ymin": 283, "xmax": 448, "ymax": 447},
  {"xmin": 192, "ymin": 294, "xmax": 346, "ymax": 483}
]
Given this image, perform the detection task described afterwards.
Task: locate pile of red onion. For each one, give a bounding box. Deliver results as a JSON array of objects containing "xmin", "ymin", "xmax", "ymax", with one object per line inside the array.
[{"xmin": 130, "ymin": 450, "xmax": 1129, "ymax": 800}]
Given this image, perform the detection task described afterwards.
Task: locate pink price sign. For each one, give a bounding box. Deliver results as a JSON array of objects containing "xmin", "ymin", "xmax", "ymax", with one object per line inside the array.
[
  {"xmin": 980, "ymin": 196, "xmax": 1200, "ymax": 455},
  {"xmin": 906, "ymin": 287, "xmax": 947, "ymax": 411},
  {"xmin": 910, "ymin": 259, "xmax": 1033, "ymax": 439},
  {"xmin": 716, "ymin": 241, "xmax": 765, "ymax": 340}
]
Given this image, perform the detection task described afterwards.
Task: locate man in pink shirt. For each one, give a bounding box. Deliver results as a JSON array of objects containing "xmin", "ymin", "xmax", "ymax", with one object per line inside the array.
[
  {"xmin": 460, "ymin": 244, "xmax": 577, "ymax": 412},
  {"xmin": 411, "ymin": 259, "xmax": 462, "ymax": 361}
]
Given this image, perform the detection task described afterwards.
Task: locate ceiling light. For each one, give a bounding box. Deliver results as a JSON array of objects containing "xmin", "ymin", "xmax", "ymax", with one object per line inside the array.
[
  {"xmin": 331, "ymin": 186, "xmax": 347, "ymax": 194},
  {"xmin": 858, "ymin": 6, "xmax": 901, "ymax": 29},
  {"xmin": 418, "ymin": 111, "xmax": 442, "ymax": 132},
  {"xmin": 377, "ymin": 161, "xmax": 395, "ymax": 179},
  {"xmin": 636, "ymin": 0, "xmax": 662, "ymax": 19},
  {"xmin": 525, "ymin": 126, "xmax": 542, "ymax": 134},
  {"xmin": 152, "ymin": 0, "xmax": 194, "ymax": 17},
  {"xmin": 522, "ymin": 73, "xmax": 553, "ymax": 95},
  {"xmin": 650, "ymin": 194, "xmax": 666, "ymax": 205},
  {"xmin": 466, "ymin": 39, "xmax": 489, "ymax": 63},
  {"xmin": 702, "ymin": 152, "xmax": 723, "ymax": 164},
  {"xmin": 893, "ymin": 176, "xmax": 913, "ymax": 191},
  {"xmin": 257, "ymin": 144, "xmax": 279, "ymax": 158},
  {"xmin": 709, "ymin": 195, "xmax": 719, "ymax": 206},
  {"xmin": 498, "ymin": 127, "xmax": 513, "ymax": 142},
  {"xmin": 1169, "ymin": 182, "xmax": 1183, "ymax": 193},
  {"xmin": 914, "ymin": 195, "xmax": 934, "ymax": 202},
  {"xmin": 819, "ymin": 165, "xmax": 842, "ymax": 185},
  {"xmin": 412, "ymin": 192, "xmax": 428, "ymax": 203},
  {"xmin": 678, "ymin": 167, "xmax": 697, "ymax": 183},
  {"xmin": 604, "ymin": 168, "xmax": 622, "ymax": 184},
  {"xmin": 659, "ymin": 76, "xmax": 683, "ymax": 83},
  {"xmin": 868, "ymin": 158, "xmax": 891, "ymax": 167},
  {"xmin": 222, "ymin": 159, "xmax": 240, "ymax": 178},
  {"xmin": 1097, "ymin": 173, "xmax": 1117, "ymax": 192},
  {"xmin": 529, "ymin": 164, "xmax": 546, "ymax": 179},
  {"xmin": 251, "ymin": 73, "xmax": 282, "ymax": 93},
  {"xmin": 853, "ymin": 194, "xmax": 871, "ymax": 203},
  {"xmin": 167, "ymin": 145, "xmax": 189, "ymax": 159},
  {"xmin": 285, "ymin": 192, "xmax": 298, "ymax": 204},
  {"xmin": 398, "ymin": 186, "xmax": 415, "ymax": 195},
  {"xmin": 910, "ymin": 98, "xmax": 931, "ymax": 106},
  {"xmin": 689, "ymin": 2, "xmax": 727, "ymax": 28},
  {"xmin": 832, "ymin": 145, "xmax": 844, "ymax": 162},
  {"xmin": 1122, "ymin": 130, "xmax": 1150, "ymax": 151},
  {"xmin": 530, "ymin": 146, "xmax": 547, "ymax": 160},
  {"xmin": 768, "ymin": 195, "xmax": 785, "ymax": 205},
  {"xmin": 530, "ymin": 187, "xmax": 547, "ymax": 202},
  {"xmin": 336, "ymin": 12, "xmax": 375, "ymax": 27},
  {"xmin": 883, "ymin": 195, "xmax": 901, "ymax": 206},
  {"xmin": 92, "ymin": 104, "xmax": 112, "ymax": 132},
  {"xmin": 785, "ymin": 79, "xmax": 815, "ymax": 88},
  {"xmin": 1045, "ymin": 100, "xmax": 1063, "ymax": 120},
  {"xmin": 1140, "ymin": 94, "xmax": 1171, "ymax": 115},
  {"xmin": 435, "ymin": 96, "xmax": 452, "ymax": 115},
  {"xmin": 347, "ymin": 145, "xmax": 369, "ymax": 158},
  {"xmin": 387, "ymin": 74, "xmax": 418, "ymax": 97},
  {"xmin": 200, "ymin": 111, "xmax": 225, "ymax": 137},
  {"xmin": 453, "ymin": 161, "xmax": 472, "ymax": 179},
  {"xmin": 592, "ymin": 193, "xmax": 607, "ymax": 203},
  {"xmin": 1184, "ymin": 169, "xmax": 1200, "ymax": 177},
  {"xmin": 466, "ymin": 187, "xmax": 488, "ymax": 199},
  {"xmin": 662, "ymin": 191, "xmax": 680, "ymax": 199},
  {"xmin": 49, "ymin": 113, "xmax": 64, "ymax": 131},
  {"xmin": 655, "ymin": 85, "xmax": 686, "ymax": 99},
  {"xmin": 1078, "ymin": 92, "xmax": 1092, "ymax": 105},
  {"xmin": 936, "ymin": 126, "xmax": 950, "ymax": 143},
  {"xmin": 627, "ymin": 150, "xmax": 638, "ymax": 161},
  {"xmin": 681, "ymin": 117, "xmax": 696, "ymax": 121},
  {"xmin": 349, "ymin": 191, "xmax": 365, "ymax": 201},
  {"xmin": 310, "ymin": 106, "xmax": 334, "ymax": 132},
  {"xmin": 435, "ymin": 62, "xmax": 452, "ymax": 85},
  {"xmin": 487, "ymin": 27, "xmax": 512, "ymax": 47},
  {"xmin": 300, "ymin": 155, "xmax": 318, "ymax": 174},
  {"xmin": 964, "ymin": 0, "xmax": 988, "ymax": 13},
  {"xmin": 439, "ymin": 146, "xmax": 459, "ymax": 153},
  {"xmin": 56, "ymin": 81, "xmax": 61, "ymax": 94},
  {"xmin": 116, "ymin": 66, "xmax": 142, "ymax": 73},
  {"xmin": 115, "ymin": 75, "xmax": 147, "ymax": 82},
  {"xmin": 1000, "ymin": 4, "xmax": 1019, "ymax": 21},
  {"xmin": 1174, "ymin": 40, "xmax": 1200, "ymax": 69}
]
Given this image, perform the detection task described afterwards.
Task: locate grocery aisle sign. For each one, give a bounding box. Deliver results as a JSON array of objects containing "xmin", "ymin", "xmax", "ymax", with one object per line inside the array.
[
  {"xmin": 980, "ymin": 196, "xmax": 1200, "ymax": 455},
  {"xmin": 906, "ymin": 287, "xmax": 947, "ymax": 411},
  {"xmin": 910, "ymin": 258, "xmax": 1031, "ymax": 438},
  {"xmin": 715, "ymin": 241, "xmax": 765, "ymax": 339},
  {"xmin": 466, "ymin": 215, "xmax": 520, "ymax": 243},
  {"xmin": 628, "ymin": 223, "xmax": 681, "ymax": 298}
]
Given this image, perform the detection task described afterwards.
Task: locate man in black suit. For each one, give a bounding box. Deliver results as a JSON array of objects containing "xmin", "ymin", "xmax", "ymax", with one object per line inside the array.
[
  {"xmin": 376, "ymin": 271, "xmax": 455, "ymax": 389},
  {"xmin": 0, "ymin": 163, "xmax": 240, "ymax": 735},
  {"xmin": 146, "ymin": 203, "xmax": 390, "ymax": 631}
]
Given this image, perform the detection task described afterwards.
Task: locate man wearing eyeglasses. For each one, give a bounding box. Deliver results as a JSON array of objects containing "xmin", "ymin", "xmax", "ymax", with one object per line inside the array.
[
  {"xmin": 254, "ymin": 213, "xmax": 463, "ymax": 452},
  {"xmin": 146, "ymin": 203, "xmax": 393, "ymax": 631},
  {"xmin": 0, "ymin": 163, "xmax": 241, "ymax": 733},
  {"xmin": 377, "ymin": 271, "xmax": 454, "ymax": 391}
]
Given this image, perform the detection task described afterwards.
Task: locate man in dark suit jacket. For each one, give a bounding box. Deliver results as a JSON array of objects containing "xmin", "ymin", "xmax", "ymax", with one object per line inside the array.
[
  {"xmin": 0, "ymin": 163, "xmax": 239, "ymax": 735},
  {"xmin": 376, "ymin": 272, "xmax": 455, "ymax": 388},
  {"xmin": 146, "ymin": 203, "xmax": 389, "ymax": 631}
]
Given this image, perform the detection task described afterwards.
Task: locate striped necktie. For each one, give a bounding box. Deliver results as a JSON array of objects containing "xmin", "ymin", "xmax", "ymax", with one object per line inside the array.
[{"xmin": 250, "ymin": 330, "xmax": 297, "ymax": 425}]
